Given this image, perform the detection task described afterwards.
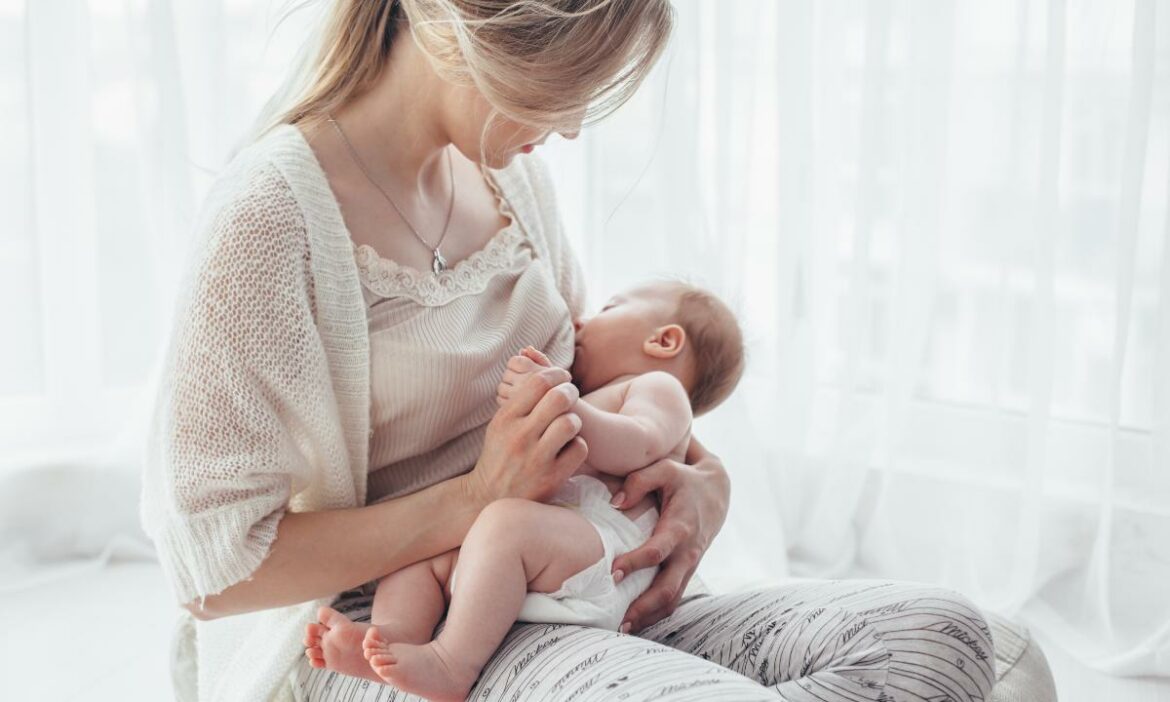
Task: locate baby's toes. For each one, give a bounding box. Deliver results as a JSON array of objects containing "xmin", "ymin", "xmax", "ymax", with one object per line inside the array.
[
  {"xmin": 316, "ymin": 606, "xmax": 348, "ymax": 629},
  {"xmin": 368, "ymin": 651, "xmax": 397, "ymax": 671},
  {"xmin": 362, "ymin": 627, "xmax": 390, "ymax": 659},
  {"xmin": 304, "ymin": 622, "xmax": 324, "ymax": 646},
  {"xmin": 304, "ymin": 647, "xmax": 326, "ymax": 669}
]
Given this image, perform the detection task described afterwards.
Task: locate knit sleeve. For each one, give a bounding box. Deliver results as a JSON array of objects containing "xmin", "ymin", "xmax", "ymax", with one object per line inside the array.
[
  {"xmin": 517, "ymin": 154, "xmax": 588, "ymax": 319},
  {"xmin": 142, "ymin": 160, "xmax": 334, "ymax": 605}
]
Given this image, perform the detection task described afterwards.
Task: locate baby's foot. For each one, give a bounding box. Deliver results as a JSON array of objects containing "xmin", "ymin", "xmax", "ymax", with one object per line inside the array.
[
  {"xmin": 304, "ymin": 606, "xmax": 382, "ymax": 684},
  {"xmin": 363, "ymin": 628, "xmax": 480, "ymax": 702}
]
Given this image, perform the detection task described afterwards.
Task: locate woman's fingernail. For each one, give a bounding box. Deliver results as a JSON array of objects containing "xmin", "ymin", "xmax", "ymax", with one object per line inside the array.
[
  {"xmin": 620, "ymin": 622, "xmax": 632, "ymax": 634},
  {"xmin": 613, "ymin": 569, "xmax": 625, "ymax": 584},
  {"xmin": 610, "ymin": 492, "xmax": 625, "ymax": 507}
]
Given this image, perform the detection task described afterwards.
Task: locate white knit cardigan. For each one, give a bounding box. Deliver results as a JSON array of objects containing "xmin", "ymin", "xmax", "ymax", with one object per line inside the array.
[{"xmin": 140, "ymin": 124, "xmax": 584, "ymax": 702}]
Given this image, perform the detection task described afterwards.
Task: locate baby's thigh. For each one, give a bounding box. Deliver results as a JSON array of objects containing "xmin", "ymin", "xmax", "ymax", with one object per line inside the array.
[
  {"xmin": 375, "ymin": 548, "xmax": 461, "ymax": 603},
  {"xmin": 428, "ymin": 547, "xmax": 459, "ymax": 599},
  {"xmin": 469, "ymin": 498, "xmax": 604, "ymax": 594}
]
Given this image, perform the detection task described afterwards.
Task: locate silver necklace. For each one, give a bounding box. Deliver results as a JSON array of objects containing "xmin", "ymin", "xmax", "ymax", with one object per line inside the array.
[{"xmin": 327, "ymin": 116, "xmax": 456, "ymax": 274}]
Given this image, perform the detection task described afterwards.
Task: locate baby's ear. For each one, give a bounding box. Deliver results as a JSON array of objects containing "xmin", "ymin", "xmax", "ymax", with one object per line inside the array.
[{"xmin": 643, "ymin": 324, "xmax": 687, "ymax": 359}]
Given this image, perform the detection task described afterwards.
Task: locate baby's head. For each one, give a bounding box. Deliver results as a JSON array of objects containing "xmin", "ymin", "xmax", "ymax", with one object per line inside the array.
[{"xmin": 571, "ymin": 280, "xmax": 745, "ymax": 416}]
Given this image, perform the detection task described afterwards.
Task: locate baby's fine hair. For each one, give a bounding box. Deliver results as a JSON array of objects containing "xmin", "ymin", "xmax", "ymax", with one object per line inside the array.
[{"xmin": 665, "ymin": 281, "xmax": 746, "ymax": 417}]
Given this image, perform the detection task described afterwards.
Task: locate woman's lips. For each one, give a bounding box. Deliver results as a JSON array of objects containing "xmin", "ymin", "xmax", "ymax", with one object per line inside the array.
[{"xmin": 521, "ymin": 144, "xmax": 534, "ymax": 154}]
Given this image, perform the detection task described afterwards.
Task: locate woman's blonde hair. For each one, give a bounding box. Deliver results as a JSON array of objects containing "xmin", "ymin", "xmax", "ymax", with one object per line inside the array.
[{"xmin": 271, "ymin": 0, "xmax": 673, "ymax": 134}]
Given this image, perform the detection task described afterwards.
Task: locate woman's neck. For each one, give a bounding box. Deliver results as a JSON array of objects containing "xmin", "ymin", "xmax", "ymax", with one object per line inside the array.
[{"xmin": 330, "ymin": 24, "xmax": 454, "ymax": 193}]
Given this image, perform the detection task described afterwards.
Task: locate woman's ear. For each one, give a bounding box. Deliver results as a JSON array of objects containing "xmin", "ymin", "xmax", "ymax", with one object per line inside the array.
[{"xmin": 643, "ymin": 324, "xmax": 687, "ymax": 360}]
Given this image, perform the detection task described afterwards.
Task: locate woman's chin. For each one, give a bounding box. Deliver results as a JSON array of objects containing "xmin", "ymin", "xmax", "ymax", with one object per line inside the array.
[{"xmin": 480, "ymin": 150, "xmax": 519, "ymax": 169}]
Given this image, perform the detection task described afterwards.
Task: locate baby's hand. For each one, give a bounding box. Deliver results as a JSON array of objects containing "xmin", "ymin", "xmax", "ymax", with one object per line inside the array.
[
  {"xmin": 521, "ymin": 346, "xmax": 552, "ymax": 367},
  {"xmin": 497, "ymin": 346, "xmax": 554, "ymax": 406}
]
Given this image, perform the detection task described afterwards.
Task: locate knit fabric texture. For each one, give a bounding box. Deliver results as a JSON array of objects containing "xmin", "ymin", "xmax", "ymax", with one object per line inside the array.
[{"xmin": 140, "ymin": 123, "xmax": 584, "ymax": 702}]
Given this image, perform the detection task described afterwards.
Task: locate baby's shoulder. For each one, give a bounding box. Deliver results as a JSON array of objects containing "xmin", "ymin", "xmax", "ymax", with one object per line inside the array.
[
  {"xmin": 629, "ymin": 370, "xmax": 687, "ymax": 397},
  {"xmin": 626, "ymin": 371, "xmax": 692, "ymax": 418}
]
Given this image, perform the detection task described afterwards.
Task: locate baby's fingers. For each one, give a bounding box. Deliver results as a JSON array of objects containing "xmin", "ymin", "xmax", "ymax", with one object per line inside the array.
[
  {"xmin": 507, "ymin": 354, "xmax": 540, "ymax": 373},
  {"xmin": 500, "ymin": 368, "xmax": 534, "ymax": 389},
  {"xmin": 522, "ymin": 346, "xmax": 553, "ymax": 367}
]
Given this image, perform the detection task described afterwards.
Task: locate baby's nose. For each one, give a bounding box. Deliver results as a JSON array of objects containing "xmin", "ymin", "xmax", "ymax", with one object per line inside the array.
[{"xmin": 572, "ymin": 318, "xmax": 586, "ymax": 335}]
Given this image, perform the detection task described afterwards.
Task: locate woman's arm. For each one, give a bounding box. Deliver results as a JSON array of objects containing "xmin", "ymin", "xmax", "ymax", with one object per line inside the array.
[
  {"xmin": 189, "ymin": 365, "xmax": 587, "ymax": 620},
  {"xmin": 188, "ymin": 474, "xmax": 481, "ymax": 620}
]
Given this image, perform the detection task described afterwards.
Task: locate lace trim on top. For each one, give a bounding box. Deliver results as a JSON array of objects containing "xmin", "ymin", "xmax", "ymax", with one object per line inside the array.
[{"xmin": 353, "ymin": 166, "xmax": 529, "ymax": 307}]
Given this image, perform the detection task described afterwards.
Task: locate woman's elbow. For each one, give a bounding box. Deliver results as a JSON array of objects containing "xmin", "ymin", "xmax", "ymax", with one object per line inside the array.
[{"xmin": 183, "ymin": 594, "xmax": 228, "ymax": 621}]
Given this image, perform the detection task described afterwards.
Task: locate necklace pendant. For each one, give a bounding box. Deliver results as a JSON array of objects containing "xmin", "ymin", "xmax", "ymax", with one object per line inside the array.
[{"xmin": 432, "ymin": 249, "xmax": 448, "ymax": 274}]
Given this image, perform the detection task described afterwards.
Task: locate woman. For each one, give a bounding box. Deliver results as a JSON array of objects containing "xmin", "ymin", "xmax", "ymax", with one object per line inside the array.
[{"xmin": 142, "ymin": 1, "xmax": 999, "ymax": 700}]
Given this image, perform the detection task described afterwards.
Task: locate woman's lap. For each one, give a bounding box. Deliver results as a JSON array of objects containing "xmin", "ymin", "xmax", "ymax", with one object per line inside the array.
[
  {"xmin": 639, "ymin": 579, "xmax": 997, "ymax": 701},
  {"xmin": 291, "ymin": 587, "xmax": 778, "ymax": 702},
  {"xmin": 291, "ymin": 579, "xmax": 997, "ymax": 702}
]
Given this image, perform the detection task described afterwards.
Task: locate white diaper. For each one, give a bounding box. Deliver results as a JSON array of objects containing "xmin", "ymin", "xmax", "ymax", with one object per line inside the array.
[
  {"xmin": 517, "ymin": 474, "xmax": 659, "ymax": 631},
  {"xmin": 450, "ymin": 474, "xmax": 658, "ymax": 632}
]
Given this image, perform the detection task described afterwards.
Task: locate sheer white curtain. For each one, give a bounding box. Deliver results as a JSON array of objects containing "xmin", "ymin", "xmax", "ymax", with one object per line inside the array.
[
  {"xmin": 3, "ymin": 0, "xmax": 1168, "ymax": 680},
  {"xmin": 0, "ymin": 0, "xmax": 317, "ymax": 580},
  {"xmin": 1, "ymin": 0, "xmax": 318, "ymax": 467},
  {"xmin": 542, "ymin": 0, "xmax": 1170, "ymax": 679}
]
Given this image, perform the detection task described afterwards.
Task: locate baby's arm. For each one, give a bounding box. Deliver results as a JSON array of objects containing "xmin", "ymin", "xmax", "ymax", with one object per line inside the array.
[
  {"xmin": 573, "ymin": 371, "xmax": 692, "ymax": 476},
  {"xmin": 494, "ymin": 348, "xmax": 692, "ymax": 475}
]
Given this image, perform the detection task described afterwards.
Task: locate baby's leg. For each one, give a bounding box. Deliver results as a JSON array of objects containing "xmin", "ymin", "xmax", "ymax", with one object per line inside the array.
[
  {"xmin": 304, "ymin": 550, "xmax": 457, "ymax": 684},
  {"xmin": 370, "ymin": 548, "xmax": 457, "ymax": 644},
  {"xmin": 363, "ymin": 499, "xmax": 603, "ymax": 702}
]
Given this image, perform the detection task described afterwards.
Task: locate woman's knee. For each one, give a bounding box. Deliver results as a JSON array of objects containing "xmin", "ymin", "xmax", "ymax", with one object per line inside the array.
[
  {"xmin": 478, "ymin": 623, "xmax": 783, "ymax": 700},
  {"xmin": 871, "ymin": 584, "xmax": 997, "ymax": 700}
]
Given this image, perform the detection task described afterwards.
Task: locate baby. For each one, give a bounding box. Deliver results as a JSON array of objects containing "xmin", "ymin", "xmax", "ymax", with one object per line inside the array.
[{"xmin": 304, "ymin": 279, "xmax": 745, "ymax": 701}]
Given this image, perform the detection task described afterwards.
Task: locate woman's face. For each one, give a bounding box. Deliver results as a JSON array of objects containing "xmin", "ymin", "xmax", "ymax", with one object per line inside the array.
[{"xmin": 446, "ymin": 88, "xmax": 582, "ymax": 168}]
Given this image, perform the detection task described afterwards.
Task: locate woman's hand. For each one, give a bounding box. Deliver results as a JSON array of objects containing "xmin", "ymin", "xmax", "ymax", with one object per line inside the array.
[
  {"xmin": 466, "ymin": 362, "xmax": 587, "ymax": 506},
  {"xmin": 609, "ymin": 434, "xmax": 731, "ymax": 634}
]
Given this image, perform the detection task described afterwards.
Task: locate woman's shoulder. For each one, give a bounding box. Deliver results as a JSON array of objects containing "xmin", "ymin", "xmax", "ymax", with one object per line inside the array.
[
  {"xmin": 209, "ymin": 124, "xmax": 313, "ymax": 214},
  {"xmin": 491, "ymin": 152, "xmax": 586, "ymax": 317},
  {"xmin": 196, "ymin": 124, "xmax": 346, "ymax": 257},
  {"xmin": 489, "ymin": 153, "xmax": 564, "ymax": 247},
  {"xmin": 198, "ymin": 126, "xmax": 302, "ymax": 227},
  {"xmin": 493, "ymin": 152, "xmax": 559, "ymax": 212},
  {"xmin": 177, "ymin": 126, "xmax": 320, "ymax": 296}
]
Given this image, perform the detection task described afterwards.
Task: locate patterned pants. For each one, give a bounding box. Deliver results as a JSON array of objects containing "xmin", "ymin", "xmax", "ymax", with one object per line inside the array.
[{"xmin": 291, "ymin": 579, "xmax": 997, "ymax": 701}]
